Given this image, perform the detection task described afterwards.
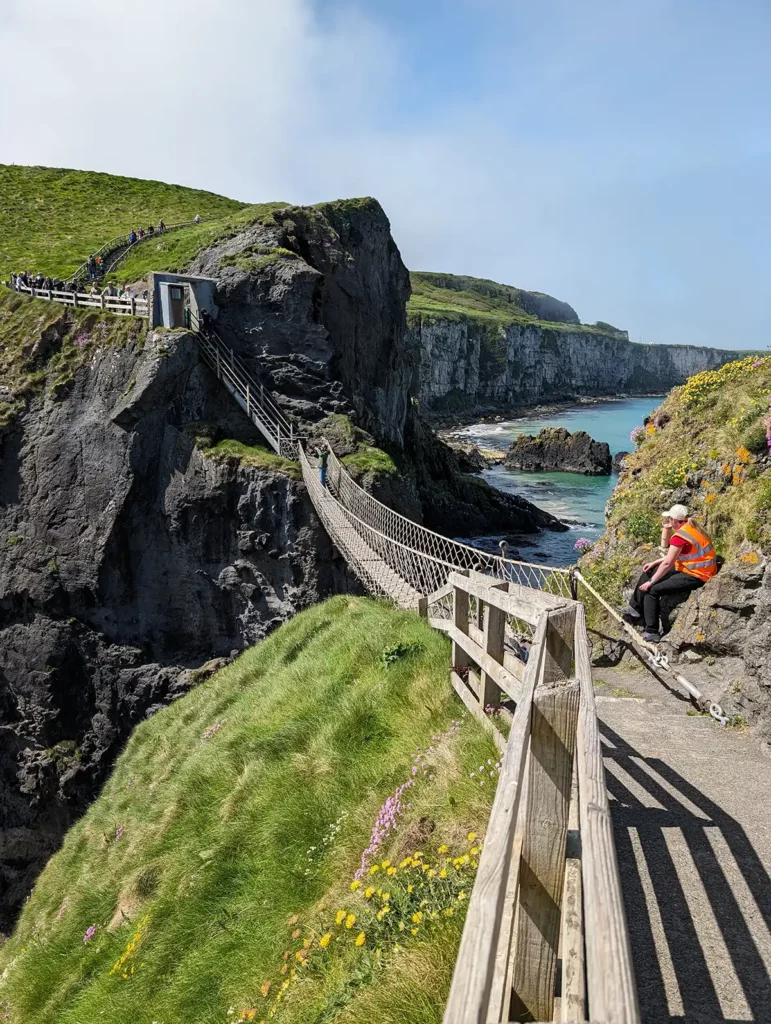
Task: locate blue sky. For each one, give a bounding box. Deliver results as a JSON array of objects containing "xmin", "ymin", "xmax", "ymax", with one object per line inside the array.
[{"xmin": 1, "ymin": 0, "xmax": 769, "ymax": 348}]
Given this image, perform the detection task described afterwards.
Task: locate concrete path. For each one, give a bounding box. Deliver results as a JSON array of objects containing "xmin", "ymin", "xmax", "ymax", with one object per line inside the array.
[{"xmin": 594, "ymin": 668, "xmax": 771, "ymax": 1024}]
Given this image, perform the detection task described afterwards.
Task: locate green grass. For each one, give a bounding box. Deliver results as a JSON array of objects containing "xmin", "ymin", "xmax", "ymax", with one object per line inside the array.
[
  {"xmin": 0, "ymin": 165, "xmax": 253, "ymax": 280},
  {"xmin": 202, "ymin": 439, "xmax": 301, "ymax": 479},
  {"xmin": 0, "ymin": 287, "xmax": 146, "ymax": 431},
  {"xmin": 407, "ymin": 272, "xmax": 625, "ymax": 335},
  {"xmin": 109, "ymin": 204, "xmax": 289, "ymax": 284},
  {"xmin": 0, "ymin": 597, "xmax": 498, "ymax": 1024}
]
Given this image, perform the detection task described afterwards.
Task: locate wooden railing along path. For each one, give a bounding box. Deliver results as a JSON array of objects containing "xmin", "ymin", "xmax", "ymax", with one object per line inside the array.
[
  {"xmin": 429, "ymin": 574, "xmax": 639, "ymax": 1024},
  {"xmin": 11, "ymin": 280, "xmax": 148, "ymax": 317}
]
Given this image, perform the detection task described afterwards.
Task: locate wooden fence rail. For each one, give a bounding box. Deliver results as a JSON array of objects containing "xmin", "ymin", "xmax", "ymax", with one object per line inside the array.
[
  {"xmin": 435, "ymin": 576, "xmax": 639, "ymax": 1024},
  {"xmin": 9, "ymin": 281, "xmax": 148, "ymax": 317}
]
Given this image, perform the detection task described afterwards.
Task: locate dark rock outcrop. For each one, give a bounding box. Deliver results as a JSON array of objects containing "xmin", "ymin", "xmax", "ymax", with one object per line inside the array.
[
  {"xmin": 612, "ymin": 450, "xmax": 630, "ymax": 472},
  {"xmin": 0, "ymin": 325, "xmax": 353, "ymax": 932},
  {"xmin": 505, "ymin": 428, "xmax": 612, "ymax": 475}
]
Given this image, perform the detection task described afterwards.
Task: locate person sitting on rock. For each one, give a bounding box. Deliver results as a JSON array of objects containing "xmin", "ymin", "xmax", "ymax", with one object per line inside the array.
[{"xmin": 621, "ymin": 504, "xmax": 717, "ymax": 642}]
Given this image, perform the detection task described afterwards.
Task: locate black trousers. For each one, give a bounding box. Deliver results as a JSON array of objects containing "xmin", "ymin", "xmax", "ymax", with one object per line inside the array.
[{"xmin": 630, "ymin": 569, "xmax": 704, "ymax": 631}]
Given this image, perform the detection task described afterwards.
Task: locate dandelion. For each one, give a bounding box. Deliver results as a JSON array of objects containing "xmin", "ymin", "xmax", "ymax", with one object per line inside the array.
[
  {"xmin": 355, "ymin": 931, "xmax": 366, "ymax": 947},
  {"xmin": 411, "ymin": 911, "xmax": 423, "ymax": 923},
  {"xmin": 349, "ymin": 880, "xmax": 361, "ymax": 891},
  {"xmin": 364, "ymin": 886, "xmax": 375, "ymax": 899},
  {"xmin": 467, "ymin": 832, "xmax": 477, "ymax": 842},
  {"xmin": 438, "ymin": 845, "xmax": 449, "ymax": 854},
  {"xmin": 345, "ymin": 913, "xmax": 356, "ymax": 929},
  {"xmin": 319, "ymin": 932, "xmax": 331, "ymax": 949},
  {"xmin": 335, "ymin": 909, "xmax": 347, "ymax": 925}
]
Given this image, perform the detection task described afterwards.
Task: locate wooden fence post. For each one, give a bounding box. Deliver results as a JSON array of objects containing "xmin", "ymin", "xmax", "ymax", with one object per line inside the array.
[
  {"xmin": 451, "ymin": 570, "xmax": 470, "ymax": 676},
  {"xmin": 101, "ymin": 292, "xmax": 106, "ymax": 309},
  {"xmin": 481, "ymin": 597, "xmax": 506, "ymax": 711},
  {"xmin": 130, "ymin": 296, "xmax": 136, "ymax": 315},
  {"xmin": 510, "ymin": 675, "xmax": 580, "ymax": 1022},
  {"xmin": 543, "ymin": 604, "xmax": 577, "ymax": 683},
  {"xmin": 72, "ymin": 290, "xmax": 78, "ymax": 308}
]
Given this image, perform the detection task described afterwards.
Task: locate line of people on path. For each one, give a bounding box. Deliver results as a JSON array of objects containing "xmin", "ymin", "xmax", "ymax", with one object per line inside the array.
[{"xmin": 10, "ymin": 271, "xmax": 147, "ymax": 301}]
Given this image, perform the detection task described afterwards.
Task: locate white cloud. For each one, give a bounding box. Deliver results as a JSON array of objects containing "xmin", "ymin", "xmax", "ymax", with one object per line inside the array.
[{"xmin": 1, "ymin": 0, "xmax": 769, "ymax": 348}]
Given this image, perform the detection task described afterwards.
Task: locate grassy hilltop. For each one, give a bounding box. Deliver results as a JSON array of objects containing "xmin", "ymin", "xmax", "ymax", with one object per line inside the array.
[
  {"xmin": 0, "ymin": 165, "xmax": 251, "ymax": 279},
  {"xmin": 0, "ymin": 598, "xmax": 498, "ymax": 1024}
]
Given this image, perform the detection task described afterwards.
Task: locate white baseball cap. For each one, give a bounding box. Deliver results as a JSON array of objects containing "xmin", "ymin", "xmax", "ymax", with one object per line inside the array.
[{"xmin": 661, "ymin": 503, "xmax": 689, "ymax": 520}]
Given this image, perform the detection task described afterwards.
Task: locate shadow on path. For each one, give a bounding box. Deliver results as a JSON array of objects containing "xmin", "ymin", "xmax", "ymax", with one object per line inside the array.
[{"xmin": 601, "ymin": 721, "xmax": 771, "ymax": 1024}]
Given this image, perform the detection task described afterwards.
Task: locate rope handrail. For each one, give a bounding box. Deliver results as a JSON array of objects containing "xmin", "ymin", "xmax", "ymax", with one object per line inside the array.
[{"xmin": 324, "ymin": 447, "xmax": 572, "ymax": 597}]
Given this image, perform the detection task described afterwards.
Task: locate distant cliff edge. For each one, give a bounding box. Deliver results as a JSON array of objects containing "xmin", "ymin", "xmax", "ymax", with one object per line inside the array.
[{"xmin": 408, "ymin": 272, "xmax": 747, "ymax": 421}]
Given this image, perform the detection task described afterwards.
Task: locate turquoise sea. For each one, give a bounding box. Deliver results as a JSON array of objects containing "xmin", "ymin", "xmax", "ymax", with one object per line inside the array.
[{"xmin": 452, "ymin": 397, "xmax": 663, "ymax": 567}]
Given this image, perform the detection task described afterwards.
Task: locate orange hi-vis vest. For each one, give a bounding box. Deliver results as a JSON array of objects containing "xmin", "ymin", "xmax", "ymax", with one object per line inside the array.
[{"xmin": 673, "ymin": 521, "xmax": 717, "ymax": 581}]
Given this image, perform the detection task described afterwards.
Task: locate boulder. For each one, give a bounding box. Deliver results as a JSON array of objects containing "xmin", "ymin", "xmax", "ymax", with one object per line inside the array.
[
  {"xmin": 612, "ymin": 450, "xmax": 630, "ymax": 472},
  {"xmin": 505, "ymin": 427, "xmax": 612, "ymax": 475}
]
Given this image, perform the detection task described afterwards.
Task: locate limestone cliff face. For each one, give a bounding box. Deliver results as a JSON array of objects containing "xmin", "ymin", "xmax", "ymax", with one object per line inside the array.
[{"xmin": 411, "ymin": 314, "xmax": 741, "ymax": 418}]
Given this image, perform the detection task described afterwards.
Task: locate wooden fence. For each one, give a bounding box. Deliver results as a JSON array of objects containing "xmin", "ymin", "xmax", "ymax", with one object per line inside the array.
[
  {"xmin": 10, "ymin": 281, "xmax": 148, "ymax": 318},
  {"xmin": 429, "ymin": 573, "xmax": 639, "ymax": 1024}
]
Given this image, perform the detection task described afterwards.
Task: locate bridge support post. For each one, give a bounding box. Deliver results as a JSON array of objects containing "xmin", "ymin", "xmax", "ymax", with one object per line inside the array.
[{"xmin": 481, "ymin": 599, "xmax": 506, "ymax": 712}]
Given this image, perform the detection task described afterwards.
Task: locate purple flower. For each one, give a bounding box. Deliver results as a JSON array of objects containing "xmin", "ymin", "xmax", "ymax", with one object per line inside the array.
[
  {"xmin": 630, "ymin": 426, "xmax": 646, "ymax": 445},
  {"xmin": 115, "ymin": 825, "xmax": 125, "ymax": 841},
  {"xmin": 574, "ymin": 537, "xmax": 593, "ymax": 553},
  {"xmin": 83, "ymin": 924, "xmax": 96, "ymax": 944},
  {"xmin": 74, "ymin": 333, "xmax": 90, "ymax": 348}
]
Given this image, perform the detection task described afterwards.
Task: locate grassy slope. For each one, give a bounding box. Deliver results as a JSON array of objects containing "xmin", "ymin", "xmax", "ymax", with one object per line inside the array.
[
  {"xmin": 408, "ymin": 271, "xmax": 618, "ymax": 335},
  {"xmin": 579, "ymin": 355, "xmax": 771, "ymax": 606},
  {"xmin": 0, "ymin": 597, "xmax": 498, "ymax": 1024},
  {"xmin": 0, "ymin": 165, "xmax": 253, "ymax": 280},
  {"xmin": 0, "ymin": 287, "xmax": 146, "ymax": 431}
]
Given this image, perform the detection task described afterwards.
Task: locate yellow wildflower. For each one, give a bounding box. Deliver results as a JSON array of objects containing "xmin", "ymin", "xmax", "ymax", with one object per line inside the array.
[
  {"xmin": 387, "ymin": 866, "xmax": 397, "ymax": 876},
  {"xmin": 437, "ymin": 845, "xmax": 449, "ymax": 854},
  {"xmin": 427, "ymin": 869, "xmax": 437, "ymax": 878},
  {"xmin": 345, "ymin": 913, "xmax": 356, "ymax": 929},
  {"xmin": 439, "ymin": 868, "xmax": 448, "ymax": 878},
  {"xmin": 260, "ymin": 982, "xmax": 272, "ymax": 997},
  {"xmin": 407, "ymin": 884, "xmax": 414, "ymax": 893},
  {"xmin": 335, "ymin": 909, "xmax": 347, "ymax": 926},
  {"xmin": 369, "ymin": 864, "xmax": 380, "ymax": 875},
  {"xmin": 319, "ymin": 932, "xmax": 332, "ymax": 949},
  {"xmin": 467, "ymin": 832, "xmax": 477, "ymax": 842},
  {"xmin": 458, "ymin": 891, "xmax": 467, "ymax": 901},
  {"xmin": 413, "ymin": 851, "xmax": 423, "ymax": 859},
  {"xmin": 411, "ymin": 927, "xmax": 419, "ymax": 935},
  {"xmin": 411, "ymin": 911, "xmax": 423, "ymax": 923},
  {"xmin": 444, "ymin": 907, "xmax": 455, "ymax": 917},
  {"xmin": 400, "ymin": 857, "xmax": 412, "ymax": 868},
  {"xmin": 381, "ymin": 859, "xmax": 391, "ymax": 869},
  {"xmin": 470, "ymin": 846, "xmax": 480, "ymax": 855},
  {"xmin": 355, "ymin": 931, "xmax": 366, "ymax": 947},
  {"xmin": 349, "ymin": 880, "xmax": 361, "ymax": 891},
  {"xmin": 364, "ymin": 886, "xmax": 375, "ymax": 899}
]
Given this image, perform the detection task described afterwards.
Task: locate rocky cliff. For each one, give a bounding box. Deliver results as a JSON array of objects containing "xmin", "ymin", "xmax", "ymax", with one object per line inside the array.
[
  {"xmin": 411, "ymin": 311, "xmax": 743, "ymax": 420},
  {"xmin": 0, "ymin": 201, "xmax": 564, "ymax": 929},
  {"xmin": 576, "ymin": 355, "xmax": 771, "ymax": 740},
  {"xmin": 506, "ymin": 427, "xmax": 612, "ymax": 475}
]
